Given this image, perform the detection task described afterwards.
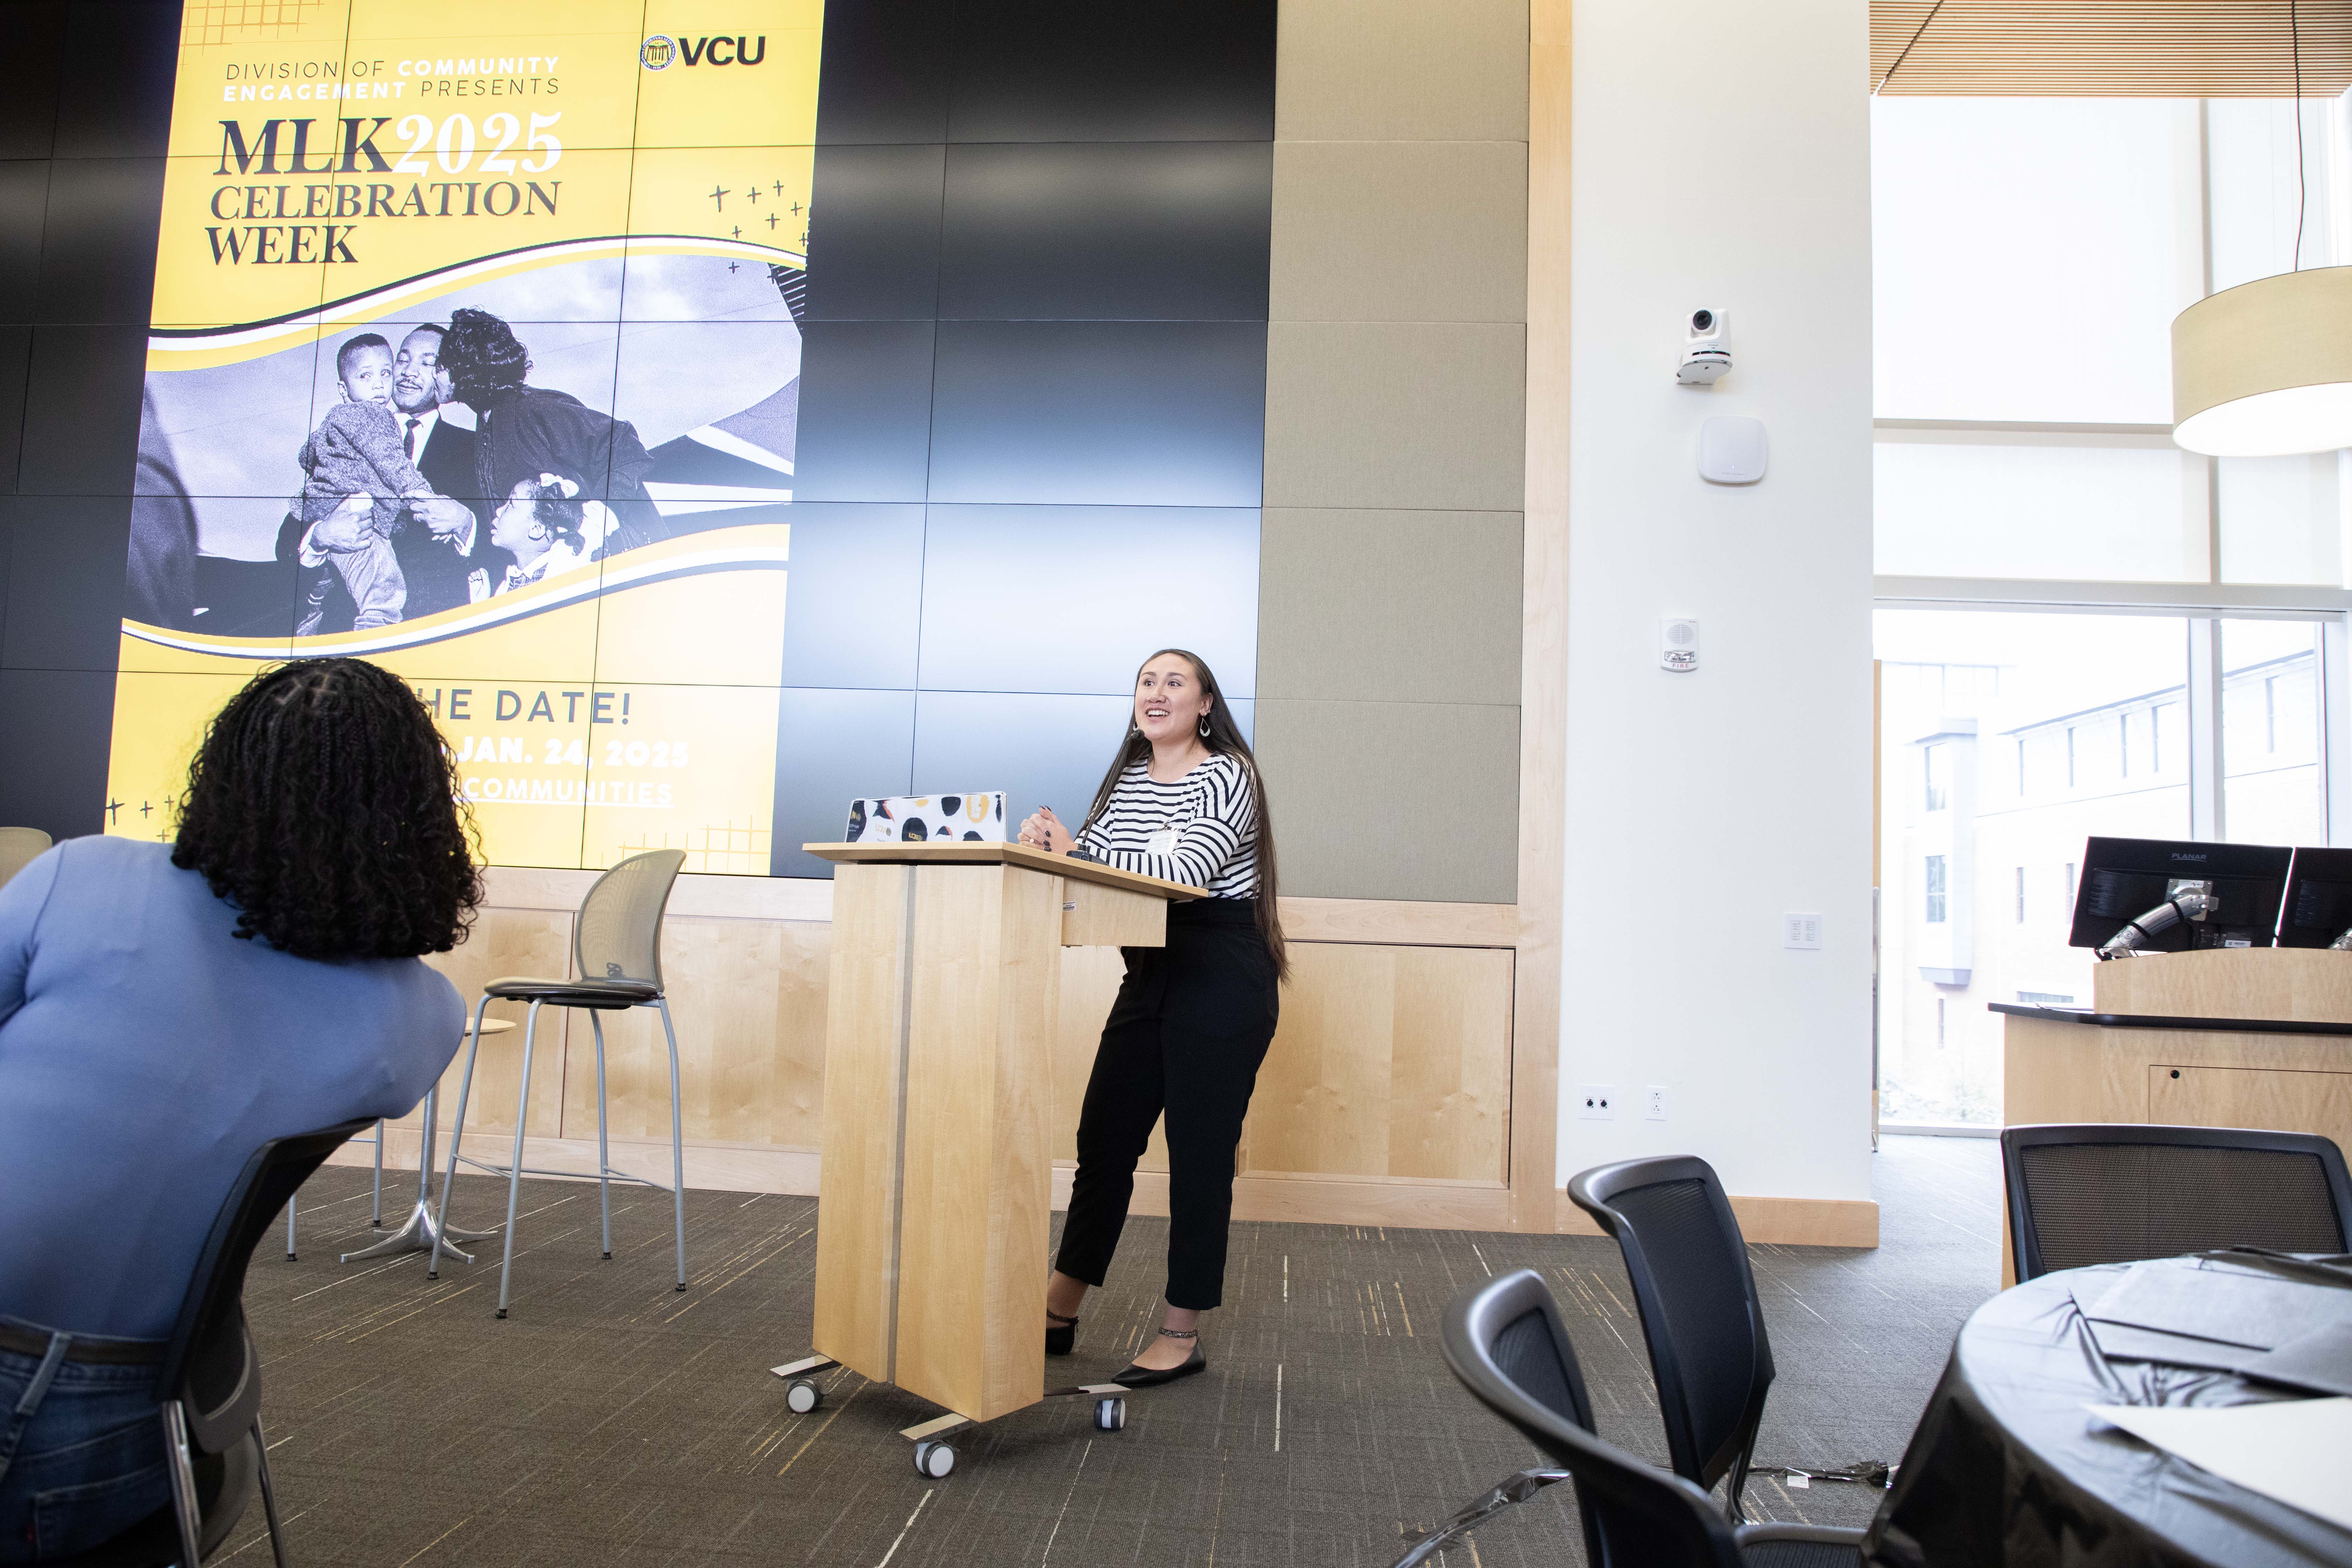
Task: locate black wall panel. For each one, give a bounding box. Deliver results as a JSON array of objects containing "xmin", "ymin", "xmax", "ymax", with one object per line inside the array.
[
  {"xmin": 936, "ymin": 142, "xmax": 1272, "ymax": 322},
  {"xmin": 803, "ymin": 144, "xmax": 947, "ymax": 321},
  {"xmin": 943, "ymin": 0, "xmax": 1276, "ymax": 143},
  {"xmin": 2, "ymin": 495, "xmax": 129, "ymax": 671},
  {"xmin": 812, "ymin": 0, "xmax": 953, "ymax": 145},
  {"xmin": 34, "ymin": 158, "xmax": 166, "ymax": 326},
  {"xmin": 0, "ymin": 162, "xmax": 51, "ymax": 308},
  {"xmin": 925, "ymin": 320, "xmax": 1268, "ymax": 506},
  {"xmin": 780, "ymin": 0, "xmax": 1276, "ymax": 873},
  {"xmin": 0, "ymin": 7, "xmax": 66, "ymax": 161},
  {"xmin": 0, "ymin": 326, "xmax": 29, "ymax": 494},
  {"xmin": 791, "ymin": 321, "xmax": 939, "ymax": 502},
  {"xmin": 0, "ymin": 1, "xmax": 174, "ymax": 840},
  {"xmin": 51, "ymin": 2, "xmax": 180, "ymax": 160},
  {"xmin": 0, "ymin": 668, "xmax": 119, "ymax": 833},
  {"xmin": 17, "ymin": 326, "xmax": 152, "ymax": 496}
]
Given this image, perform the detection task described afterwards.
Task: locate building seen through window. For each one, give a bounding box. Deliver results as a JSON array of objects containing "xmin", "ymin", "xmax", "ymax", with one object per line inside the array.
[{"xmin": 1871, "ymin": 89, "xmax": 2345, "ymax": 1128}]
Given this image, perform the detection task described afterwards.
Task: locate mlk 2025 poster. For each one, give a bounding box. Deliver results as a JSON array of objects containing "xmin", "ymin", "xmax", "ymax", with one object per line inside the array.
[{"xmin": 107, "ymin": 2, "xmax": 819, "ymax": 872}]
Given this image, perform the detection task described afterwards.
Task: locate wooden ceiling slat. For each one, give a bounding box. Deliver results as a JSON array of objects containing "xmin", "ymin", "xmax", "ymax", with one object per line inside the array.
[{"xmin": 1870, "ymin": 0, "xmax": 2352, "ymax": 95}]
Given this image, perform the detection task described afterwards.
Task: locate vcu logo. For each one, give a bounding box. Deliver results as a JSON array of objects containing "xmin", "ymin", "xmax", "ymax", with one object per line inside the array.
[{"xmin": 641, "ymin": 34, "xmax": 766, "ymax": 68}]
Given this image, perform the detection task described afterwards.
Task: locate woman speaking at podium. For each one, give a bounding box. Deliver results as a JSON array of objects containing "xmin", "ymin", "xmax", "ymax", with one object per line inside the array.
[{"xmin": 1018, "ymin": 648, "xmax": 1287, "ymax": 1387}]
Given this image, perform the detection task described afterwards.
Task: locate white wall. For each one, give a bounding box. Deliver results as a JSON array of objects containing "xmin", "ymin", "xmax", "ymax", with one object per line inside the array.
[{"xmin": 1558, "ymin": 0, "xmax": 1876, "ymax": 1204}]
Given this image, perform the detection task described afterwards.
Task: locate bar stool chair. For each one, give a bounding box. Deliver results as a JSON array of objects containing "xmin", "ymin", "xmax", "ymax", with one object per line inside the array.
[
  {"xmin": 430, "ymin": 848, "xmax": 690, "ymax": 1316},
  {"xmin": 284, "ymin": 1117, "xmax": 384, "ymax": 1259}
]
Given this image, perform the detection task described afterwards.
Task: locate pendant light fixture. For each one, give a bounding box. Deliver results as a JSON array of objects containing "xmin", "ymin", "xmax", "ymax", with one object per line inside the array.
[{"xmin": 2170, "ymin": 0, "xmax": 2352, "ymax": 458}]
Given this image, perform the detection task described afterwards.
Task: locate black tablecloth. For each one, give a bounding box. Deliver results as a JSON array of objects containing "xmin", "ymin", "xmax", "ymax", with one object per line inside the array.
[{"xmin": 1864, "ymin": 1265, "xmax": 2352, "ymax": 1568}]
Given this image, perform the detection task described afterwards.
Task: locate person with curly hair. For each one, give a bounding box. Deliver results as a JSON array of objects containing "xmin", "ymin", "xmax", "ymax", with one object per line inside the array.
[
  {"xmin": 0, "ymin": 658, "xmax": 477, "ymax": 1559},
  {"xmin": 437, "ymin": 306, "xmax": 667, "ymax": 556}
]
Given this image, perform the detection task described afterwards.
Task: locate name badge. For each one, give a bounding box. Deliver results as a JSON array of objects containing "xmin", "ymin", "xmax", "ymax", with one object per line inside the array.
[{"xmin": 1146, "ymin": 827, "xmax": 1180, "ymax": 858}]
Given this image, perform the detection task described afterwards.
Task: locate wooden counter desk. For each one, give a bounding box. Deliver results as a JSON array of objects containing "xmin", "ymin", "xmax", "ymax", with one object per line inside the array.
[{"xmin": 1998, "ymin": 946, "xmax": 2352, "ymax": 1282}]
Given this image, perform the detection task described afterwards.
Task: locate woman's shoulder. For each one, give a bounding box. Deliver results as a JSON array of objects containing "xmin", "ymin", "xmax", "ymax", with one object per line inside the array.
[{"xmin": 1194, "ymin": 751, "xmax": 1251, "ymax": 788}]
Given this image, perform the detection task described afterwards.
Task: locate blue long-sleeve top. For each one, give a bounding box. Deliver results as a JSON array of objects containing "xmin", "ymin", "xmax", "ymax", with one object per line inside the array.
[{"xmin": 0, "ymin": 837, "xmax": 463, "ymax": 1339}]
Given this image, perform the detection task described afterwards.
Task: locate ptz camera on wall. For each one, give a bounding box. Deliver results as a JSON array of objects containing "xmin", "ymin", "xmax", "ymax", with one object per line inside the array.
[{"xmin": 1678, "ymin": 307, "xmax": 1731, "ymax": 385}]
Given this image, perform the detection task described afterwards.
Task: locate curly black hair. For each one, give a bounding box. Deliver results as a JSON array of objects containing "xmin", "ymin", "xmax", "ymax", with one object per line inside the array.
[
  {"xmin": 172, "ymin": 658, "xmax": 482, "ymax": 959},
  {"xmin": 440, "ymin": 306, "xmax": 531, "ymax": 406}
]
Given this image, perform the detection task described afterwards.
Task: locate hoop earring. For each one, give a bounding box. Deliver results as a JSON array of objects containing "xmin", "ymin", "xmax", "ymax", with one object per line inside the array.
[{"xmin": 1198, "ymin": 713, "xmax": 1212, "ymax": 738}]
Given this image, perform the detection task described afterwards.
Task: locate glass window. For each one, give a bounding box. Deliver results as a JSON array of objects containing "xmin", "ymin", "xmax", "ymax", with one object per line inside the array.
[
  {"xmin": 2219, "ymin": 454, "xmax": 2344, "ymax": 585},
  {"xmin": 1871, "ymin": 98, "xmax": 2198, "ymax": 422},
  {"xmin": 1874, "ymin": 441, "xmax": 2202, "ymax": 581},
  {"xmin": 2222, "ymin": 620, "xmax": 2324, "ymax": 847},
  {"xmin": 1924, "ymin": 743, "xmax": 1948, "ymax": 811},
  {"xmin": 1878, "ymin": 610, "xmax": 2191, "ymax": 1126},
  {"xmin": 2206, "ymin": 98, "xmax": 2339, "ymax": 291}
]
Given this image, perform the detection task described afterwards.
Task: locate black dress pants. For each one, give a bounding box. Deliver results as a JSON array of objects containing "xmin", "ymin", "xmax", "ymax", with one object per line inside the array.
[{"xmin": 1054, "ymin": 898, "xmax": 1279, "ymax": 1311}]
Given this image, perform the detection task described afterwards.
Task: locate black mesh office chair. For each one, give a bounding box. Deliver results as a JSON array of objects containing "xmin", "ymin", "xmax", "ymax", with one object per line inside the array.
[
  {"xmin": 56, "ymin": 1117, "xmax": 373, "ymax": 1568},
  {"xmin": 2001, "ymin": 1122, "xmax": 2352, "ymax": 1281},
  {"xmin": 1567, "ymin": 1155, "xmax": 1776, "ymax": 1522},
  {"xmin": 431, "ymin": 849, "xmax": 690, "ymax": 1316},
  {"xmin": 1405, "ymin": 1267, "xmax": 1860, "ymax": 1568}
]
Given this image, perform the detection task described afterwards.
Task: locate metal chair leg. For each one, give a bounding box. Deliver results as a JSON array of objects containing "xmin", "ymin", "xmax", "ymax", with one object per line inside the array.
[
  {"xmin": 495, "ymin": 1000, "xmax": 543, "ymax": 1317},
  {"xmin": 370, "ymin": 1116, "xmax": 385, "ymax": 1226},
  {"xmin": 593, "ymin": 1011, "xmax": 612, "ymax": 1260},
  {"xmin": 285, "ymin": 1192, "xmax": 296, "ymax": 1260},
  {"xmin": 160, "ymin": 1402, "xmax": 203, "ymax": 1568},
  {"xmin": 252, "ymin": 1415, "xmax": 292, "ymax": 1568},
  {"xmin": 429, "ymin": 993, "xmax": 497, "ymax": 1279},
  {"xmin": 657, "ymin": 996, "xmax": 686, "ymax": 1292}
]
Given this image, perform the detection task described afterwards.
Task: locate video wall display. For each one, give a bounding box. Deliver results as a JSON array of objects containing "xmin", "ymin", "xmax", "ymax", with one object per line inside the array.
[{"xmin": 102, "ymin": 0, "xmax": 1277, "ymax": 877}]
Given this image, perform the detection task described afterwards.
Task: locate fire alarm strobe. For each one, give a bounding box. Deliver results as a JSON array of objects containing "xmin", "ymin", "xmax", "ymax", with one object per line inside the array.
[{"xmin": 1660, "ymin": 617, "xmax": 1699, "ymax": 672}]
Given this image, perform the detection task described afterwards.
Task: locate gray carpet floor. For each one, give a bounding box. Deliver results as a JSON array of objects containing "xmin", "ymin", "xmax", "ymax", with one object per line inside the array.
[{"xmin": 228, "ymin": 1134, "xmax": 2002, "ymax": 1566}]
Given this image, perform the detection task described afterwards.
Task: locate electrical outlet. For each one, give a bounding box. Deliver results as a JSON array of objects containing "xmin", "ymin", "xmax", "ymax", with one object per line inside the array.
[
  {"xmin": 1783, "ymin": 912, "xmax": 1822, "ymax": 950},
  {"xmin": 1578, "ymin": 1085, "xmax": 1617, "ymax": 1121},
  {"xmin": 1644, "ymin": 1086, "xmax": 1669, "ymax": 1121}
]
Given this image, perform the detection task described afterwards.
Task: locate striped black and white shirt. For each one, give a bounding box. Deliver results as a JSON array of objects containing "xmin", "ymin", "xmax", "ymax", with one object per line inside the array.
[{"xmin": 1076, "ymin": 752, "xmax": 1260, "ymax": 897}]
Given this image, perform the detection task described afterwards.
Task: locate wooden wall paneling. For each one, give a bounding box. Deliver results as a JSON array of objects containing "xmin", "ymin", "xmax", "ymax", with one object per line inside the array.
[
  {"xmin": 893, "ymin": 865, "xmax": 1057, "ymax": 1423},
  {"xmin": 1277, "ymin": 897, "xmax": 1517, "ymax": 948},
  {"xmin": 1387, "ymin": 947, "xmax": 1516, "ymax": 1180},
  {"xmin": 566, "ymin": 914, "xmax": 831, "ymax": 1151},
  {"xmin": 811, "ymin": 864, "xmax": 913, "ymax": 1382},
  {"xmin": 1516, "ymin": 0, "xmax": 1570, "ymax": 1231},
  {"xmin": 417, "ymin": 905, "xmax": 574, "ymax": 1139},
  {"xmin": 1247, "ymin": 944, "xmax": 1398, "ymax": 1177}
]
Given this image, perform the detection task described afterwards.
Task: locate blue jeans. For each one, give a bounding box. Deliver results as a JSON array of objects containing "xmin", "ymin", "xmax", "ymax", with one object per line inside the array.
[{"xmin": 0, "ymin": 1321, "xmax": 167, "ymax": 1563}]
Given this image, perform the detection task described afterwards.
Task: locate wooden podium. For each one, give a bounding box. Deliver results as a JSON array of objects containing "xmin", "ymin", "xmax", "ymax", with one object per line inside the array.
[
  {"xmin": 1997, "ymin": 946, "xmax": 2352, "ymax": 1285},
  {"xmin": 772, "ymin": 842, "xmax": 1202, "ymax": 1471}
]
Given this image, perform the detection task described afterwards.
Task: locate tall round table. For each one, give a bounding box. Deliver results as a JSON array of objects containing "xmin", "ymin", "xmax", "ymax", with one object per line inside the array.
[{"xmin": 1865, "ymin": 1263, "xmax": 2352, "ymax": 1568}]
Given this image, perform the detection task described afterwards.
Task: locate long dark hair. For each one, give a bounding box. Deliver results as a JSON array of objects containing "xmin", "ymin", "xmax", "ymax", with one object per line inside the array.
[
  {"xmin": 1082, "ymin": 648, "xmax": 1287, "ymax": 979},
  {"xmin": 173, "ymin": 658, "xmax": 482, "ymax": 960}
]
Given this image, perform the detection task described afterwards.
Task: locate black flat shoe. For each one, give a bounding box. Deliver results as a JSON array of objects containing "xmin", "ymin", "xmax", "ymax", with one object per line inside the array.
[
  {"xmin": 1113, "ymin": 1331, "xmax": 1206, "ymax": 1387},
  {"xmin": 1046, "ymin": 1310, "xmax": 1079, "ymax": 1357}
]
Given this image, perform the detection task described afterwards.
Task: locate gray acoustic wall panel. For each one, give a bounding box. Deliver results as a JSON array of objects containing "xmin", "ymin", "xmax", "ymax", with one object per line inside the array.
[
  {"xmin": 1257, "ymin": 508, "xmax": 1521, "ymax": 708},
  {"xmin": 1274, "ymin": 0, "xmax": 1531, "ymax": 142},
  {"xmin": 1257, "ymin": 0, "xmax": 1530, "ymax": 904},
  {"xmin": 1254, "ymin": 696, "xmax": 1519, "ymax": 903},
  {"xmin": 1268, "ymin": 141, "xmax": 1529, "ymax": 324},
  {"xmin": 1262, "ymin": 322, "xmax": 1527, "ymax": 513}
]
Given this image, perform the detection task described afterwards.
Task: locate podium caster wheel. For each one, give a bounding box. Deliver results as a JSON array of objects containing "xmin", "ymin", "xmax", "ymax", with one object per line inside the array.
[
  {"xmin": 912, "ymin": 1440, "xmax": 957, "ymax": 1478},
  {"xmin": 1093, "ymin": 1396, "xmax": 1125, "ymax": 1431},
  {"xmin": 784, "ymin": 1378, "xmax": 823, "ymax": 1415}
]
